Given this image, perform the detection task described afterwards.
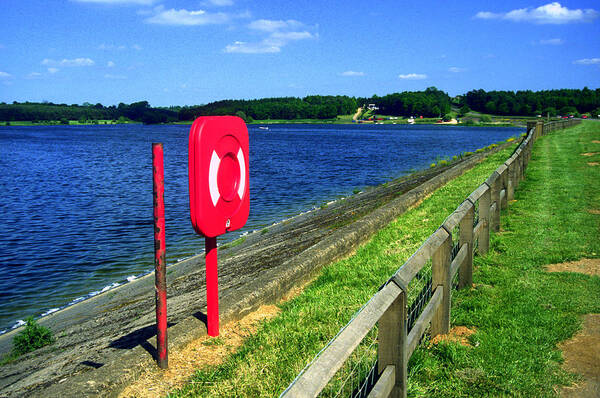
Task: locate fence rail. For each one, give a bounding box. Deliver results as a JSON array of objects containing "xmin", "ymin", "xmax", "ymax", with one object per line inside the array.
[{"xmin": 281, "ymin": 119, "xmax": 580, "ymax": 398}]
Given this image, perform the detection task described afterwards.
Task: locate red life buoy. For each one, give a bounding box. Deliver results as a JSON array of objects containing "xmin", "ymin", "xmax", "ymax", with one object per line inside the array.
[{"xmin": 188, "ymin": 116, "xmax": 250, "ymax": 238}]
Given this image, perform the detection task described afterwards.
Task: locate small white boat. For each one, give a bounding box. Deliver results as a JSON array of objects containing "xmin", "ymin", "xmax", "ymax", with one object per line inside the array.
[
  {"xmin": 259, "ymin": 126, "xmax": 269, "ymax": 130},
  {"xmin": 407, "ymin": 117, "xmax": 415, "ymax": 124}
]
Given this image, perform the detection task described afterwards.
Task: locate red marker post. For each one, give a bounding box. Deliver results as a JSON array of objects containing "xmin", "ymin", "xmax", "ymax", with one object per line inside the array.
[
  {"xmin": 188, "ymin": 116, "xmax": 250, "ymax": 337},
  {"xmin": 205, "ymin": 237, "xmax": 219, "ymax": 335},
  {"xmin": 152, "ymin": 143, "xmax": 168, "ymax": 368}
]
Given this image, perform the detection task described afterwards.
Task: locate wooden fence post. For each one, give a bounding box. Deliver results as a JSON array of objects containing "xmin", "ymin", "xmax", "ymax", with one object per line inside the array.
[
  {"xmin": 513, "ymin": 152, "xmax": 521, "ymax": 189},
  {"xmin": 488, "ymin": 174, "xmax": 500, "ymax": 232},
  {"xmin": 458, "ymin": 205, "xmax": 474, "ymax": 289},
  {"xmin": 520, "ymin": 148, "xmax": 526, "ymax": 182},
  {"xmin": 431, "ymin": 234, "xmax": 452, "ymax": 337},
  {"xmin": 526, "ymin": 121, "xmax": 537, "ymax": 141},
  {"xmin": 378, "ymin": 291, "xmax": 407, "ymax": 398},
  {"xmin": 479, "ymin": 186, "xmax": 491, "ymax": 255},
  {"xmin": 535, "ymin": 121, "xmax": 543, "ymax": 141},
  {"xmin": 499, "ymin": 167, "xmax": 508, "ymax": 210},
  {"xmin": 506, "ymin": 160, "xmax": 515, "ymax": 202}
]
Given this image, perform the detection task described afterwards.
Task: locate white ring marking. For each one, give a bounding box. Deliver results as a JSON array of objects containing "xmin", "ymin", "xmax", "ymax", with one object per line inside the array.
[
  {"xmin": 209, "ymin": 150, "xmax": 221, "ymax": 206},
  {"xmin": 237, "ymin": 148, "xmax": 245, "ymax": 199}
]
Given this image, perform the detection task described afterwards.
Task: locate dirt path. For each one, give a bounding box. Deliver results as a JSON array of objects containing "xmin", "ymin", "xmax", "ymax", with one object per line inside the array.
[
  {"xmin": 559, "ymin": 314, "xmax": 600, "ymax": 397},
  {"xmin": 352, "ymin": 107, "xmax": 362, "ymax": 121},
  {"xmin": 0, "ymin": 144, "xmax": 513, "ymax": 397},
  {"xmin": 547, "ymin": 259, "xmax": 600, "ymax": 397}
]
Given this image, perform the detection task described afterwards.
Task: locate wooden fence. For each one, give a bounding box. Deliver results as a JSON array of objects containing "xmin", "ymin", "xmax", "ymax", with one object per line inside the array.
[{"xmin": 281, "ymin": 119, "xmax": 580, "ymax": 398}]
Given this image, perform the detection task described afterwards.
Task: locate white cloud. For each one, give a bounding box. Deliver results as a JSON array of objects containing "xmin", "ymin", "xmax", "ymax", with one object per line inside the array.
[
  {"xmin": 475, "ymin": 11, "xmax": 498, "ymax": 20},
  {"xmin": 573, "ymin": 58, "xmax": 600, "ymax": 65},
  {"xmin": 475, "ymin": 2, "xmax": 598, "ymax": 24},
  {"xmin": 224, "ymin": 41, "xmax": 280, "ymax": 54},
  {"xmin": 99, "ymin": 43, "xmax": 141, "ymax": 51},
  {"xmin": 341, "ymin": 71, "xmax": 365, "ymax": 76},
  {"xmin": 72, "ymin": 0, "xmax": 156, "ymax": 5},
  {"xmin": 539, "ymin": 38, "xmax": 564, "ymax": 45},
  {"xmin": 107, "ymin": 61, "xmax": 115, "ymax": 67},
  {"xmin": 47, "ymin": 67, "xmax": 59, "ymax": 74},
  {"xmin": 0, "ymin": 71, "xmax": 12, "ymax": 78},
  {"xmin": 26, "ymin": 72, "xmax": 43, "ymax": 79},
  {"xmin": 398, "ymin": 73, "xmax": 427, "ymax": 80},
  {"xmin": 64, "ymin": 58, "xmax": 94, "ymax": 66},
  {"xmin": 225, "ymin": 19, "xmax": 316, "ymax": 54},
  {"xmin": 145, "ymin": 7, "xmax": 229, "ymax": 25},
  {"xmin": 104, "ymin": 74, "xmax": 127, "ymax": 79},
  {"xmin": 448, "ymin": 67, "xmax": 466, "ymax": 73},
  {"xmin": 248, "ymin": 19, "xmax": 302, "ymax": 32},
  {"xmin": 42, "ymin": 58, "xmax": 95, "ymax": 67},
  {"xmin": 263, "ymin": 31, "xmax": 315, "ymax": 48},
  {"xmin": 201, "ymin": 0, "xmax": 233, "ymax": 6},
  {"xmin": 98, "ymin": 43, "xmax": 126, "ymax": 50}
]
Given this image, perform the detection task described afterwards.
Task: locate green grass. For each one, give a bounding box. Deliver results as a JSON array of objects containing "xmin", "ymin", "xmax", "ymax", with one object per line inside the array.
[
  {"xmin": 407, "ymin": 121, "xmax": 600, "ymax": 396},
  {"xmin": 171, "ymin": 121, "xmax": 599, "ymax": 397},
  {"xmin": 219, "ymin": 236, "xmax": 247, "ymax": 251},
  {"xmin": 1, "ymin": 317, "xmax": 55, "ymax": 365}
]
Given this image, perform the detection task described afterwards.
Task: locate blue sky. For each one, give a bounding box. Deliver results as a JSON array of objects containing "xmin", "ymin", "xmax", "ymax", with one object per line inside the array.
[{"xmin": 1, "ymin": 1, "xmax": 599, "ymax": 106}]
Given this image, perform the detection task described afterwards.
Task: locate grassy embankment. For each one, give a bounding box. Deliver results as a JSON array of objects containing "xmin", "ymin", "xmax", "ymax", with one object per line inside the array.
[{"xmin": 165, "ymin": 121, "xmax": 598, "ymax": 397}]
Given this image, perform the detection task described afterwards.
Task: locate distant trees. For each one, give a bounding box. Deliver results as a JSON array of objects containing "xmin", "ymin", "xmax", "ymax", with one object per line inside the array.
[
  {"xmin": 178, "ymin": 95, "xmax": 358, "ymax": 121},
  {"xmin": 357, "ymin": 87, "xmax": 452, "ymax": 117},
  {"xmin": 463, "ymin": 88, "xmax": 600, "ymax": 116},
  {"xmin": 0, "ymin": 101, "xmax": 178, "ymax": 124},
  {"xmin": 459, "ymin": 105, "xmax": 470, "ymax": 116},
  {"xmin": 0, "ymin": 96, "xmax": 356, "ymax": 124},
  {"xmin": 2, "ymin": 87, "xmax": 598, "ymax": 125}
]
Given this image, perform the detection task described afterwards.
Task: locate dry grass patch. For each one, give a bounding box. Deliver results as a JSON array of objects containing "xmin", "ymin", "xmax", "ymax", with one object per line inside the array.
[
  {"xmin": 119, "ymin": 305, "xmax": 280, "ymax": 398},
  {"xmin": 591, "ymin": 140, "xmax": 600, "ymax": 144},
  {"xmin": 545, "ymin": 259, "xmax": 600, "ymax": 277},
  {"xmin": 580, "ymin": 152, "xmax": 598, "ymax": 157},
  {"xmin": 430, "ymin": 326, "xmax": 477, "ymax": 347},
  {"xmin": 588, "ymin": 162, "xmax": 599, "ymax": 166},
  {"xmin": 558, "ymin": 314, "xmax": 600, "ymax": 398},
  {"xmin": 588, "ymin": 209, "xmax": 600, "ymax": 215}
]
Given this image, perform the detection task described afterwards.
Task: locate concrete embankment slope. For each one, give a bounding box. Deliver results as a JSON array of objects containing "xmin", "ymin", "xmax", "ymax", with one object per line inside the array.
[{"xmin": 0, "ymin": 140, "xmax": 518, "ymax": 397}]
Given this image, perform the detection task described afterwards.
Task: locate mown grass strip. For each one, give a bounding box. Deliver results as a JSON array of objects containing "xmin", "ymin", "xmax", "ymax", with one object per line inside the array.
[
  {"xmin": 170, "ymin": 139, "xmax": 526, "ymax": 397},
  {"xmin": 408, "ymin": 121, "xmax": 600, "ymax": 397}
]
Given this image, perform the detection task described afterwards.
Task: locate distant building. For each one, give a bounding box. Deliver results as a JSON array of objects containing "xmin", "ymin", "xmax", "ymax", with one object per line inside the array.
[{"xmin": 367, "ymin": 103, "xmax": 379, "ymax": 111}]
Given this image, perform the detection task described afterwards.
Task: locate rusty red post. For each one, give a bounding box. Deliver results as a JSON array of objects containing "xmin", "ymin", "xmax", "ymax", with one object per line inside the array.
[
  {"xmin": 205, "ymin": 236, "xmax": 219, "ymax": 336},
  {"xmin": 152, "ymin": 143, "xmax": 168, "ymax": 369}
]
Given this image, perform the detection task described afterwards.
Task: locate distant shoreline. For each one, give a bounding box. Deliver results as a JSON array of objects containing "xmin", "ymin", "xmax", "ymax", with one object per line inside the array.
[{"xmin": 0, "ymin": 117, "xmax": 533, "ymax": 128}]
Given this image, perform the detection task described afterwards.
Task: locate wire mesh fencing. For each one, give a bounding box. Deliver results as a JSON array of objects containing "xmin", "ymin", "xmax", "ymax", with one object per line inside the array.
[{"xmin": 316, "ymin": 326, "xmax": 379, "ymax": 397}]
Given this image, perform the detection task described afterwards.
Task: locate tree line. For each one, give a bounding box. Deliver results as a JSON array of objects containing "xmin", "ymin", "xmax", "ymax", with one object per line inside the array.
[
  {"xmin": 357, "ymin": 87, "xmax": 452, "ymax": 117},
  {"xmin": 1, "ymin": 87, "xmax": 598, "ymax": 124},
  {"xmin": 462, "ymin": 87, "xmax": 600, "ymax": 117},
  {"xmin": 0, "ymin": 101, "xmax": 179, "ymax": 124},
  {"xmin": 178, "ymin": 95, "xmax": 358, "ymax": 122}
]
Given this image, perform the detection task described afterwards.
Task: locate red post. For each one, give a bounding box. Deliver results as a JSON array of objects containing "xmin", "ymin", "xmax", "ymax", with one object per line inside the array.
[
  {"xmin": 205, "ymin": 236, "xmax": 219, "ymax": 336},
  {"xmin": 152, "ymin": 143, "xmax": 168, "ymax": 369}
]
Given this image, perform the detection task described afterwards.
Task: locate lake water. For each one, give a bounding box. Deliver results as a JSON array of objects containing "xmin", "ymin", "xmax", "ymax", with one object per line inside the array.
[{"xmin": 0, "ymin": 123, "xmax": 523, "ymax": 332}]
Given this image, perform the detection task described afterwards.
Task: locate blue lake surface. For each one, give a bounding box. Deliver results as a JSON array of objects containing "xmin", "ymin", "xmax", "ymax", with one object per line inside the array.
[{"xmin": 0, "ymin": 123, "xmax": 523, "ymax": 332}]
